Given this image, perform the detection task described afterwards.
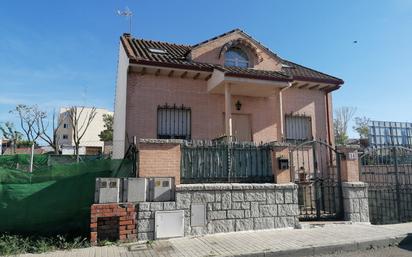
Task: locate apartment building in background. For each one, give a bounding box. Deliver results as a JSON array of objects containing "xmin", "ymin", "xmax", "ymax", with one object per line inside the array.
[{"xmin": 57, "ymin": 107, "xmax": 113, "ymax": 155}]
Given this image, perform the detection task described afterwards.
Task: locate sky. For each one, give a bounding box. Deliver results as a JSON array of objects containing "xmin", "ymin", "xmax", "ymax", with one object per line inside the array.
[{"xmin": 0, "ymin": 0, "xmax": 412, "ymax": 139}]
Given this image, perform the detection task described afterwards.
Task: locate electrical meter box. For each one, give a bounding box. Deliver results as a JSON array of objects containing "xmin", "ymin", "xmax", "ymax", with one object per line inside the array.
[
  {"xmin": 123, "ymin": 178, "xmax": 148, "ymax": 202},
  {"xmin": 95, "ymin": 178, "xmax": 121, "ymax": 203},
  {"xmin": 155, "ymin": 210, "xmax": 184, "ymax": 239},
  {"xmin": 149, "ymin": 177, "xmax": 175, "ymax": 202}
]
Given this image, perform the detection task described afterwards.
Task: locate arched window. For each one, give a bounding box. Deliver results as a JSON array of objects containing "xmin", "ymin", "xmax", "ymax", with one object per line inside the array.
[{"xmin": 224, "ymin": 48, "xmax": 249, "ymax": 68}]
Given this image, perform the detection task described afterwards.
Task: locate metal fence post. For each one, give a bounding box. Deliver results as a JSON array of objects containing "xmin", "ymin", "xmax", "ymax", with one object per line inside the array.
[{"xmin": 393, "ymin": 147, "xmax": 402, "ymax": 222}]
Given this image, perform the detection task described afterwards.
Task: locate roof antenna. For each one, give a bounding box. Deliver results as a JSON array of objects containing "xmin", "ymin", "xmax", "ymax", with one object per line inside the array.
[{"xmin": 117, "ymin": 7, "xmax": 133, "ymax": 34}]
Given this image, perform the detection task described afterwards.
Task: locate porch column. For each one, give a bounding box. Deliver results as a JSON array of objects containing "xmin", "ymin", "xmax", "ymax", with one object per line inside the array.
[{"xmin": 225, "ymin": 83, "xmax": 233, "ymax": 141}]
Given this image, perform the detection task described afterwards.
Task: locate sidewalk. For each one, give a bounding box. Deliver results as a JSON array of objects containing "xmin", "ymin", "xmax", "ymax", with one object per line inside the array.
[{"xmin": 17, "ymin": 222, "xmax": 412, "ymax": 257}]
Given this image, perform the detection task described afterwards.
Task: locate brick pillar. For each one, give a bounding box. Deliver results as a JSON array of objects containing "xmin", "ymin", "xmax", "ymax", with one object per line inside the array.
[
  {"xmin": 138, "ymin": 139, "xmax": 182, "ymax": 184},
  {"xmin": 337, "ymin": 146, "xmax": 370, "ymax": 223},
  {"xmin": 272, "ymin": 146, "xmax": 291, "ymax": 184},
  {"xmin": 337, "ymin": 145, "xmax": 360, "ymax": 182}
]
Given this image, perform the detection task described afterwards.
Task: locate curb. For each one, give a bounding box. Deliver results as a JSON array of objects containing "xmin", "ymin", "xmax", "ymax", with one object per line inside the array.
[{"xmin": 234, "ymin": 234, "xmax": 412, "ymax": 257}]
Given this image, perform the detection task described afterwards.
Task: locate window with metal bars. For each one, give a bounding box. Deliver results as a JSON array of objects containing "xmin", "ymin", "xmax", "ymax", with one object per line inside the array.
[
  {"xmin": 285, "ymin": 115, "xmax": 312, "ymax": 141},
  {"xmin": 157, "ymin": 104, "xmax": 191, "ymax": 140}
]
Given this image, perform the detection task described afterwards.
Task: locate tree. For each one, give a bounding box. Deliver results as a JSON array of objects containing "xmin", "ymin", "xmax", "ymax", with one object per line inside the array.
[
  {"xmin": 334, "ymin": 107, "xmax": 356, "ymax": 145},
  {"xmin": 67, "ymin": 106, "xmax": 97, "ymax": 162},
  {"xmin": 98, "ymin": 114, "xmax": 113, "ymax": 142},
  {"xmin": 10, "ymin": 104, "xmax": 44, "ymax": 143},
  {"xmin": 353, "ymin": 116, "xmax": 370, "ymax": 139},
  {"xmin": 35, "ymin": 110, "xmax": 63, "ymax": 154},
  {"xmin": 0, "ymin": 122, "xmax": 22, "ymax": 154}
]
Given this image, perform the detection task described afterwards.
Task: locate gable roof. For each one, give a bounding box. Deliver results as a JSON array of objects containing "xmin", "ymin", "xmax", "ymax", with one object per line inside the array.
[{"xmin": 120, "ymin": 31, "xmax": 344, "ymax": 85}]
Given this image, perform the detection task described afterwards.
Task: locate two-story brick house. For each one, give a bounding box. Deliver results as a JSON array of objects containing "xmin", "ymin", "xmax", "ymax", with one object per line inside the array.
[{"xmin": 112, "ymin": 29, "xmax": 343, "ymax": 159}]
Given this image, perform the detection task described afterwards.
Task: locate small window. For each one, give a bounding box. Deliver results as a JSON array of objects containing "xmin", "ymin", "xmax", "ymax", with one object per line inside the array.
[
  {"xmin": 285, "ymin": 115, "xmax": 312, "ymax": 141},
  {"xmin": 62, "ymin": 134, "xmax": 68, "ymax": 139},
  {"xmin": 157, "ymin": 104, "xmax": 191, "ymax": 140},
  {"xmin": 224, "ymin": 48, "xmax": 249, "ymax": 68},
  {"xmin": 63, "ymin": 123, "xmax": 68, "ymax": 128},
  {"xmin": 148, "ymin": 48, "xmax": 167, "ymax": 54}
]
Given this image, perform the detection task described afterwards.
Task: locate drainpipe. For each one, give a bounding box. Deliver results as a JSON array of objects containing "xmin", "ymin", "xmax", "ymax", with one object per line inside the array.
[
  {"xmin": 279, "ymin": 82, "xmax": 293, "ymax": 141},
  {"xmin": 325, "ymin": 92, "xmax": 333, "ymax": 146}
]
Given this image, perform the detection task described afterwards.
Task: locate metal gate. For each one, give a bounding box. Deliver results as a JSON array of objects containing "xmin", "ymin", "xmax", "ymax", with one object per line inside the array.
[
  {"xmin": 289, "ymin": 140, "xmax": 343, "ymax": 221},
  {"xmin": 360, "ymin": 146, "xmax": 412, "ymax": 224}
]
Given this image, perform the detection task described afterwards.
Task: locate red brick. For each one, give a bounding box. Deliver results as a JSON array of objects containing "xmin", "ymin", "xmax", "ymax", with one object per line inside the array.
[
  {"xmin": 119, "ymin": 229, "xmax": 132, "ymax": 235},
  {"xmin": 119, "ymin": 235, "xmax": 127, "ymax": 240},
  {"xmin": 127, "ymin": 225, "xmax": 136, "ymax": 230},
  {"xmin": 120, "ymin": 220, "xmax": 133, "ymax": 225},
  {"xmin": 90, "ymin": 223, "xmax": 97, "ymax": 228}
]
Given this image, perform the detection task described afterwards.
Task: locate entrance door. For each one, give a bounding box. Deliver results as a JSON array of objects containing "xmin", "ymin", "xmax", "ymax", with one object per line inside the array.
[{"xmin": 232, "ymin": 114, "xmax": 252, "ymax": 142}]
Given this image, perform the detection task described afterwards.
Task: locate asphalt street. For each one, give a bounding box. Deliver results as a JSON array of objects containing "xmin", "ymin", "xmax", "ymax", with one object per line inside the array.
[{"xmin": 304, "ymin": 244, "xmax": 412, "ymax": 257}]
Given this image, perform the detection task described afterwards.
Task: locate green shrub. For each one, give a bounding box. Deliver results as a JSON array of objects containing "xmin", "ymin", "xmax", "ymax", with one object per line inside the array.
[{"xmin": 0, "ymin": 234, "xmax": 89, "ymax": 255}]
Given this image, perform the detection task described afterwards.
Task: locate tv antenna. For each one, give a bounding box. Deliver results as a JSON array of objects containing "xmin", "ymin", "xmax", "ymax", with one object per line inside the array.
[{"xmin": 117, "ymin": 7, "xmax": 133, "ymax": 34}]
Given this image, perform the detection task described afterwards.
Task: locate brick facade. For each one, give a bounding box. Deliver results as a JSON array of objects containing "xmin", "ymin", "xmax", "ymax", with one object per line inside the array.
[
  {"xmin": 90, "ymin": 203, "xmax": 137, "ymax": 245},
  {"xmin": 138, "ymin": 140, "xmax": 182, "ymax": 184}
]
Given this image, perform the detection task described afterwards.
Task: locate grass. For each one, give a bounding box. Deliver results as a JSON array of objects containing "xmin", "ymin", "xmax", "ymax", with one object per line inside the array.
[{"xmin": 0, "ymin": 234, "xmax": 90, "ymax": 256}]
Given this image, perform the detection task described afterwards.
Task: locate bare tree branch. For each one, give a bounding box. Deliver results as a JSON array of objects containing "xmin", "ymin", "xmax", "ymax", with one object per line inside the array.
[{"xmin": 67, "ymin": 106, "xmax": 97, "ymax": 162}]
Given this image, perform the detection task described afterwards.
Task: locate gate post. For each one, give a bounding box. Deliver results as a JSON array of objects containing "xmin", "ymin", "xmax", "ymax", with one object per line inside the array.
[
  {"xmin": 272, "ymin": 146, "xmax": 291, "ymax": 184},
  {"xmin": 337, "ymin": 145, "xmax": 370, "ymax": 223}
]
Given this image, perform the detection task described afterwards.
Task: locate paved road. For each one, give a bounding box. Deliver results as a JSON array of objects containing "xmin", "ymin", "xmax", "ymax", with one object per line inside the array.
[{"xmin": 307, "ymin": 244, "xmax": 412, "ymax": 257}]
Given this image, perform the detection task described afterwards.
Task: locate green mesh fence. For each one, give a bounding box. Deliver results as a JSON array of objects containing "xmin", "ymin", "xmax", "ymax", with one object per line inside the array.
[
  {"xmin": 0, "ymin": 152, "xmax": 135, "ymax": 236},
  {"xmin": 0, "ymin": 154, "xmax": 110, "ymax": 171},
  {"xmin": 0, "ymin": 154, "xmax": 49, "ymax": 171}
]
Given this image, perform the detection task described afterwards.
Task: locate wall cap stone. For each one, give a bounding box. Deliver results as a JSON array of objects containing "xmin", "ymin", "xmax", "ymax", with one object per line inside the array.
[
  {"xmin": 176, "ymin": 184, "xmax": 205, "ymax": 191},
  {"xmin": 139, "ymin": 138, "xmax": 184, "ymax": 145},
  {"xmin": 336, "ymin": 145, "xmax": 361, "ymax": 152},
  {"xmin": 176, "ymin": 183, "xmax": 297, "ymax": 191},
  {"xmin": 342, "ymin": 182, "xmax": 368, "ymax": 188}
]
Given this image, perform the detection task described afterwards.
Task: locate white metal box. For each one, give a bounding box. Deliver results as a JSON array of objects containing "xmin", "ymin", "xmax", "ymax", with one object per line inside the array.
[
  {"xmin": 95, "ymin": 178, "xmax": 121, "ymax": 203},
  {"xmin": 123, "ymin": 178, "xmax": 148, "ymax": 202},
  {"xmin": 155, "ymin": 210, "xmax": 184, "ymax": 239},
  {"xmin": 149, "ymin": 177, "xmax": 175, "ymax": 202},
  {"xmin": 191, "ymin": 204, "xmax": 206, "ymax": 227}
]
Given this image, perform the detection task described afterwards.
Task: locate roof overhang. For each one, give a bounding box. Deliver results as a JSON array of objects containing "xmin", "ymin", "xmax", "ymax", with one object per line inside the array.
[
  {"xmin": 207, "ymin": 69, "xmax": 290, "ymax": 97},
  {"xmin": 129, "ymin": 62, "xmax": 213, "ymax": 81},
  {"xmin": 289, "ymin": 80, "xmax": 342, "ymax": 93}
]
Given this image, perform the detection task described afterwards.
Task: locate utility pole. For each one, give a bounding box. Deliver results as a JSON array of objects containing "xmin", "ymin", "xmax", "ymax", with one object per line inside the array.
[{"xmin": 117, "ymin": 7, "xmax": 133, "ymax": 34}]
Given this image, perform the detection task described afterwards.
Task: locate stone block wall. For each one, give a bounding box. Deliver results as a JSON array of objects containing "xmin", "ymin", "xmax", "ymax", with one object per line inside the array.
[
  {"xmin": 136, "ymin": 183, "xmax": 299, "ymax": 241},
  {"xmin": 342, "ymin": 182, "xmax": 370, "ymax": 223}
]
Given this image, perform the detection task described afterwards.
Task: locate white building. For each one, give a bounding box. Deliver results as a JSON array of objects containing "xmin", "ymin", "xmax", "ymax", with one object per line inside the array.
[{"xmin": 57, "ymin": 107, "xmax": 113, "ymax": 155}]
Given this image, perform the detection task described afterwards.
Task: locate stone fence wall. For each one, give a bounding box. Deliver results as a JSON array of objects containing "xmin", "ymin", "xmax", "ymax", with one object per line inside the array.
[
  {"xmin": 342, "ymin": 182, "xmax": 370, "ymax": 223},
  {"xmin": 136, "ymin": 183, "xmax": 299, "ymax": 241}
]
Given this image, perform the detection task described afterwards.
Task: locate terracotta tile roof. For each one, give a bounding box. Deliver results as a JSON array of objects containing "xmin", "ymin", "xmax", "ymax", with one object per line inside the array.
[
  {"xmin": 121, "ymin": 32, "xmax": 343, "ymax": 85},
  {"xmin": 280, "ymin": 59, "xmax": 344, "ymax": 84},
  {"xmin": 221, "ymin": 66, "xmax": 291, "ymax": 82}
]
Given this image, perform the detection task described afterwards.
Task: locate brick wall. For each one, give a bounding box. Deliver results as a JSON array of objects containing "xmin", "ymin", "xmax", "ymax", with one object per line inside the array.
[
  {"xmin": 138, "ymin": 140, "xmax": 182, "ymax": 184},
  {"xmin": 190, "ymin": 30, "xmax": 282, "ymax": 71},
  {"xmin": 126, "ymin": 74, "xmax": 281, "ymax": 143},
  {"xmin": 90, "ymin": 203, "xmax": 136, "ymax": 245}
]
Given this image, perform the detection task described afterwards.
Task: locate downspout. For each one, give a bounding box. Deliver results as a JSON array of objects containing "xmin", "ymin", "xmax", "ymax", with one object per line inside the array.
[
  {"xmin": 325, "ymin": 92, "xmax": 333, "ymax": 146},
  {"xmin": 279, "ymin": 82, "xmax": 293, "ymax": 141}
]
